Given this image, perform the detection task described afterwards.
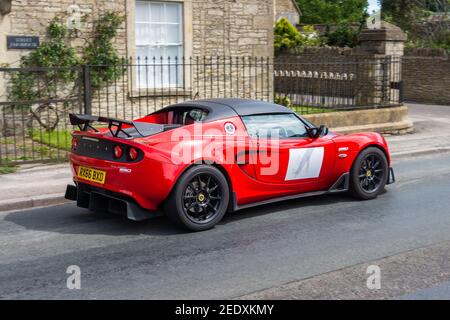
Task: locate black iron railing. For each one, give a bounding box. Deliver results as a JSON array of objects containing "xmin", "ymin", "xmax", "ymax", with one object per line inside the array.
[{"xmin": 0, "ymin": 56, "xmax": 402, "ymax": 164}]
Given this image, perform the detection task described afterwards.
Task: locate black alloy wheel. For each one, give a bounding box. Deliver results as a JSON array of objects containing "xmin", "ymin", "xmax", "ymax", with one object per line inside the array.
[
  {"xmin": 350, "ymin": 147, "xmax": 389, "ymax": 200},
  {"xmin": 358, "ymin": 153, "xmax": 385, "ymax": 193},
  {"xmin": 164, "ymin": 165, "xmax": 229, "ymax": 231},
  {"xmin": 182, "ymin": 174, "xmax": 223, "ymax": 224}
]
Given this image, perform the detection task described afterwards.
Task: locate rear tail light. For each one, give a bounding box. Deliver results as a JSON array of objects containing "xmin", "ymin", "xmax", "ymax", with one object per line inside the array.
[
  {"xmin": 71, "ymin": 137, "xmax": 78, "ymax": 150},
  {"xmin": 129, "ymin": 147, "xmax": 138, "ymax": 161},
  {"xmin": 113, "ymin": 145, "xmax": 123, "ymax": 158}
]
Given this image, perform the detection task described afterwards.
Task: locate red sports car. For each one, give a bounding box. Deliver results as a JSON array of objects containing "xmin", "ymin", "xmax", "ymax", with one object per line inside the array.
[{"xmin": 65, "ymin": 99, "xmax": 395, "ymax": 231}]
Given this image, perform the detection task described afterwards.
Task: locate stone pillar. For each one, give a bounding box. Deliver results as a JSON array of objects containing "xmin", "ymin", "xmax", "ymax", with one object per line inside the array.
[
  {"xmin": 358, "ymin": 22, "xmax": 407, "ymax": 105},
  {"xmin": 359, "ymin": 21, "xmax": 407, "ymax": 56}
]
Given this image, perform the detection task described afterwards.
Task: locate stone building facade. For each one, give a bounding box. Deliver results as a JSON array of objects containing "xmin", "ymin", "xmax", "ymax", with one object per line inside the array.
[
  {"xmin": 0, "ymin": 0, "xmax": 303, "ymax": 65},
  {"xmin": 274, "ymin": 0, "xmax": 301, "ymax": 26},
  {"xmin": 0, "ymin": 0, "xmax": 301, "ymax": 119}
]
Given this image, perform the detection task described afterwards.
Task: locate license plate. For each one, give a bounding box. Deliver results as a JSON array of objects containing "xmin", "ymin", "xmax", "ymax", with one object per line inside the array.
[{"xmin": 77, "ymin": 166, "xmax": 106, "ymax": 184}]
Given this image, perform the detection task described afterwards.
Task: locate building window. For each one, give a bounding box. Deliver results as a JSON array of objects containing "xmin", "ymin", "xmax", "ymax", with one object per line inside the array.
[{"xmin": 135, "ymin": 1, "xmax": 183, "ymax": 88}]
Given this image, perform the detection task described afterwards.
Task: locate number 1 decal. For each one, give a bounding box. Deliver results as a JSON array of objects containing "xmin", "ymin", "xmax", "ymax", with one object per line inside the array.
[{"xmin": 285, "ymin": 147, "xmax": 324, "ymax": 181}]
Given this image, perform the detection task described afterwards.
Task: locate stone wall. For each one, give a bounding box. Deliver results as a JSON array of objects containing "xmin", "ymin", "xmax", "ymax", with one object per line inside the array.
[
  {"xmin": 275, "ymin": 50, "xmax": 402, "ymax": 108},
  {"xmin": 192, "ymin": 0, "xmax": 274, "ymax": 57},
  {"xmin": 303, "ymin": 105, "xmax": 413, "ymax": 135},
  {"xmin": 274, "ymin": 22, "xmax": 407, "ymax": 109},
  {"xmin": 402, "ymin": 51, "xmax": 450, "ymax": 105}
]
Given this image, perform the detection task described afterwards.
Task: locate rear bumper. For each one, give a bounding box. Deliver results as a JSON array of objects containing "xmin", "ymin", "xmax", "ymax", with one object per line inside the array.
[
  {"xmin": 69, "ymin": 152, "xmax": 184, "ymax": 210},
  {"xmin": 65, "ymin": 183, "xmax": 161, "ymax": 221},
  {"xmin": 387, "ymin": 167, "xmax": 396, "ymax": 185}
]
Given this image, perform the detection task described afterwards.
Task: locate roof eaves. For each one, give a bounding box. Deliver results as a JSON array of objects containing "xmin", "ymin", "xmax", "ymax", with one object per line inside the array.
[{"xmin": 291, "ymin": 0, "xmax": 302, "ymax": 16}]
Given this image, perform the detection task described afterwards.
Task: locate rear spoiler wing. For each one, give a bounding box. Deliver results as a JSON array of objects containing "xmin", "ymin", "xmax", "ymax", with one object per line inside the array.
[{"xmin": 69, "ymin": 113, "xmax": 164, "ymax": 138}]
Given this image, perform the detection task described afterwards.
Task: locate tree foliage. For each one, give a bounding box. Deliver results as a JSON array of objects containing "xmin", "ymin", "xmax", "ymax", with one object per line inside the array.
[
  {"xmin": 380, "ymin": 0, "xmax": 450, "ymax": 51},
  {"xmin": 324, "ymin": 24, "xmax": 361, "ymax": 47},
  {"xmin": 296, "ymin": 0, "xmax": 369, "ymax": 24},
  {"xmin": 379, "ymin": 0, "xmax": 428, "ymax": 30}
]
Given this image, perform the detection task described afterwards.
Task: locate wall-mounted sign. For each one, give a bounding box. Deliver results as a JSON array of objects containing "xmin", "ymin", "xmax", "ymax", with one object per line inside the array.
[{"xmin": 7, "ymin": 36, "xmax": 40, "ymax": 49}]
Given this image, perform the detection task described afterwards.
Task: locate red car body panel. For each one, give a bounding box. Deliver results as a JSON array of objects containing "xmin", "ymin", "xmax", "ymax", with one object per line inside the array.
[
  {"xmin": 70, "ymin": 151, "xmax": 182, "ymax": 211},
  {"xmin": 68, "ymin": 99, "xmax": 392, "ymax": 216}
]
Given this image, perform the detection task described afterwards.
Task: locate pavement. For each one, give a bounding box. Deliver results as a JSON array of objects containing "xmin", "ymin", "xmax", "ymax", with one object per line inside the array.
[
  {"xmin": 1, "ymin": 151, "xmax": 450, "ymax": 299},
  {"xmin": 0, "ymin": 163, "xmax": 72, "ymax": 212},
  {"xmin": 386, "ymin": 103, "xmax": 450, "ymax": 157},
  {"xmin": 1, "ymin": 102, "xmax": 450, "ymax": 213}
]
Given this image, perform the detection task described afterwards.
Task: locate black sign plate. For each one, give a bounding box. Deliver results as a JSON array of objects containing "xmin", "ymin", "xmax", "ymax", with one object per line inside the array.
[{"xmin": 7, "ymin": 36, "xmax": 40, "ymax": 49}]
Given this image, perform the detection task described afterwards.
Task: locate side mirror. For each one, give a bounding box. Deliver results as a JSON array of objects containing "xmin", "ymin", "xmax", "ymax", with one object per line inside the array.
[
  {"xmin": 306, "ymin": 125, "xmax": 328, "ymax": 138},
  {"xmin": 319, "ymin": 125, "xmax": 329, "ymax": 136}
]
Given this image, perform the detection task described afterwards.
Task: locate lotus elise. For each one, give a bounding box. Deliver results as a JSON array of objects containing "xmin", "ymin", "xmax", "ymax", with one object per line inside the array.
[{"xmin": 65, "ymin": 99, "xmax": 395, "ymax": 231}]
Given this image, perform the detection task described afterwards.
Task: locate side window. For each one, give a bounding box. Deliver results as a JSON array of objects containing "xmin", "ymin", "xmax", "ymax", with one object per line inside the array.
[
  {"xmin": 148, "ymin": 108, "xmax": 208, "ymax": 125},
  {"xmin": 242, "ymin": 114, "xmax": 308, "ymax": 139},
  {"xmin": 173, "ymin": 109, "xmax": 208, "ymax": 125}
]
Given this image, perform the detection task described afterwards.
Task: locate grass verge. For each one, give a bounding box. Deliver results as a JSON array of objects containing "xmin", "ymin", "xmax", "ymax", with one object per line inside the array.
[
  {"xmin": 291, "ymin": 105, "xmax": 337, "ymax": 115},
  {"xmin": 29, "ymin": 129, "xmax": 72, "ymax": 151},
  {"xmin": 0, "ymin": 160, "xmax": 18, "ymax": 175}
]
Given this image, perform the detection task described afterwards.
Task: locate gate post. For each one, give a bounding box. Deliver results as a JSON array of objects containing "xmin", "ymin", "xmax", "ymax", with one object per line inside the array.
[
  {"xmin": 359, "ymin": 22, "xmax": 407, "ymax": 105},
  {"xmin": 82, "ymin": 65, "xmax": 92, "ymax": 115}
]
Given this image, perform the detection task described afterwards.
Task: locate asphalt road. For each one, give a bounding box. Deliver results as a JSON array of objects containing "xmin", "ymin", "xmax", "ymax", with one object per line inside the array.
[{"xmin": 1, "ymin": 152, "xmax": 450, "ymax": 299}]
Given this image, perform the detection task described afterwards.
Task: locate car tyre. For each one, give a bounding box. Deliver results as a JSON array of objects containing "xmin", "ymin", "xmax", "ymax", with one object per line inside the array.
[
  {"xmin": 350, "ymin": 147, "xmax": 389, "ymax": 200},
  {"xmin": 164, "ymin": 165, "xmax": 229, "ymax": 231}
]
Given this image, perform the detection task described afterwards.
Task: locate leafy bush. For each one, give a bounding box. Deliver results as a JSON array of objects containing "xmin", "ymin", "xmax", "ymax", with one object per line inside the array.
[
  {"xmin": 9, "ymin": 21, "xmax": 81, "ymax": 104},
  {"xmin": 274, "ymin": 18, "xmax": 322, "ymax": 55},
  {"xmin": 274, "ymin": 95, "xmax": 292, "ymax": 107},
  {"xmin": 432, "ymin": 31, "xmax": 450, "ymax": 51},
  {"xmin": 7, "ymin": 12, "xmax": 124, "ymax": 132},
  {"xmin": 83, "ymin": 12, "xmax": 125, "ymax": 89}
]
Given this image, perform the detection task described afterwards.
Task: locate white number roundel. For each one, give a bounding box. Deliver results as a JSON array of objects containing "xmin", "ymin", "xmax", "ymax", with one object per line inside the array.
[{"xmin": 224, "ymin": 122, "xmax": 236, "ymax": 135}]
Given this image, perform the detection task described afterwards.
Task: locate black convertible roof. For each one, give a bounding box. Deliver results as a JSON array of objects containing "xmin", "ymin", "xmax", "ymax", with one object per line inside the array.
[{"xmin": 152, "ymin": 98, "xmax": 294, "ymax": 122}]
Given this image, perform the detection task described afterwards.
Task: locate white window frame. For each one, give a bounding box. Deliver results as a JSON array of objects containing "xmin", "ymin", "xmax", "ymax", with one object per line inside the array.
[
  {"xmin": 135, "ymin": 1, "xmax": 183, "ymax": 88},
  {"xmin": 135, "ymin": 1, "xmax": 183, "ymax": 53},
  {"xmin": 126, "ymin": 0, "xmax": 193, "ymax": 92}
]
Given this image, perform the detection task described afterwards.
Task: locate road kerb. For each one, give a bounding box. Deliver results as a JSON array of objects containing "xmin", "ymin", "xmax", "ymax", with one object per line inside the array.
[
  {"xmin": 0, "ymin": 194, "xmax": 68, "ymax": 212},
  {"xmin": 391, "ymin": 147, "xmax": 450, "ymax": 159}
]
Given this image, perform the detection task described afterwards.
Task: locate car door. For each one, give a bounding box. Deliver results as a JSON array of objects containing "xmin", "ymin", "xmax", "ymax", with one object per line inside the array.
[{"xmin": 242, "ymin": 113, "xmax": 335, "ymax": 191}]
